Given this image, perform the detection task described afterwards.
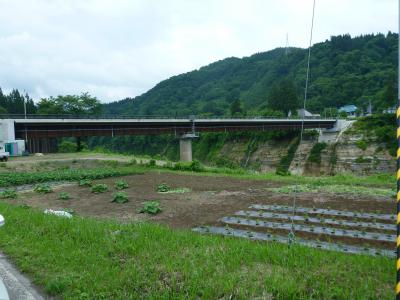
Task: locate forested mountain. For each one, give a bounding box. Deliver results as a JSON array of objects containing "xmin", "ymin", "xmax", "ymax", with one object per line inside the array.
[{"xmin": 105, "ymin": 32, "xmax": 398, "ymax": 116}]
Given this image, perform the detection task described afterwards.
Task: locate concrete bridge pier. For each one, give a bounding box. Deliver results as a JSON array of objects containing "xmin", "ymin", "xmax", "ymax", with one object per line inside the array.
[{"xmin": 179, "ymin": 133, "xmax": 198, "ymax": 162}]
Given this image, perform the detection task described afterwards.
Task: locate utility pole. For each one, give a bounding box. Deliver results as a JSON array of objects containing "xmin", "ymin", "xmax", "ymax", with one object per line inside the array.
[
  {"xmin": 23, "ymin": 89, "xmax": 27, "ymax": 119},
  {"xmin": 396, "ymin": 0, "xmax": 400, "ymax": 298}
]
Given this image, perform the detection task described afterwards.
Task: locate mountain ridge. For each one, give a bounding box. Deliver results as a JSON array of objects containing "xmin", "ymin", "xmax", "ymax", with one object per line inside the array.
[{"xmin": 105, "ymin": 32, "xmax": 398, "ymax": 116}]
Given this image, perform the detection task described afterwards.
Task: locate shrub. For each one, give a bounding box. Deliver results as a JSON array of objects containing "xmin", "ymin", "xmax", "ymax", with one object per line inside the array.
[
  {"xmin": 58, "ymin": 140, "xmax": 77, "ymax": 153},
  {"xmin": 147, "ymin": 159, "xmax": 156, "ymax": 167},
  {"xmin": 308, "ymin": 142, "xmax": 327, "ymax": 164},
  {"xmin": 59, "ymin": 192, "xmax": 71, "ymax": 200},
  {"xmin": 156, "ymin": 183, "xmax": 171, "ymax": 193},
  {"xmin": 355, "ymin": 140, "xmax": 368, "ymax": 151},
  {"xmin": 139, "ymin": 201, "xmax": 162, "ymax": 214},
  {"xmin": 112, "ymin": 192, "xmax": 129, "ymax": 204},
  {"xmin": 276, "ymin": 137, "xmax": 299, "ymax": 175},
  {"xmin": 172, "ymin": 160, "xmax": 205, "ymax": 172},
  {"xmin": 91, "ymin": 184, "xmax": 108, "ymax": 193},
  {"xmin": 78, "ymin": 179, "xmax": 92, "ymax": 187},
  {"xmin": 355, "ymin": 156, "xmax": 372, "ymax": 163},
  {"xmin": 34, "ymin": 184, "xmax": 53, "ymax": 194},
  {"xmin": 115, "ymin": 180, "xmax": 129, "ymax": 190},
  {"xmin": 0, "ymin": 189, "xmax": 17, "ymax": 199}
]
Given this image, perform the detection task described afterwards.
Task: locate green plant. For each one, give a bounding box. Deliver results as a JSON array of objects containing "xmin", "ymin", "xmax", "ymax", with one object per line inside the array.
[
  {"xmin": 34, "ymin": 184, "xmax": 53, "ymax": 194},
  {"xmin": 78, "ymin": 179, "xmax": 93, "ymax": 187},
  {"xmin": 276, "ymin": 137, "xmax": 300, "ymax": 176},
  {"xmin": 355, "ymin": 156, "xmax": 372, "ymax": 164},
  {"xmin": 59, "ymin": 192, "xmax": 71, "ymax": 200},
  {"xmin": 115, "ymin": 180, "xmax": 129, "ymax": 190},
  {"xmin": 91, "ymin": 184, "xmax": 108, "ymax": 193},
  {"xmin": 139, "ymin": 201, "xmax": 162, "ymax": 214},
  {"xmin": 0, "ymin": 189, "xmax": 17, "ymax": 199},
  {"xmin": 112, "ymin": 192, "xmax": 129, "ymax": 204},
  {"xmin": 147, "ymin": 159, "xmax": 156, "ymax": 167},
  {"xmin": 308, "ymin": 142, "xmax": 327, "ymax": 164},
  {"xmin": 355, "ymin": 140, "xmax": 368, "ymax": 151},
  {"xmin": 156, "ymin": 183, "xmax": 171, "ymax": 193},
  {"xmin": 173, "ymin": 160, "xmax": 205, "ymax": 172}
]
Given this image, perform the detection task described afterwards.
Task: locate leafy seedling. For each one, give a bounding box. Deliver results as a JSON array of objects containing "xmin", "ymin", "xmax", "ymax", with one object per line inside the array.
[
  {"xmin": 34, "ymin": 184, "xmax": 53, "ymax": 194},
  {"xmin": 59, "ymin": 192, "xmax": 71, "ymax": 200},
  {"xmin": 156, "ymin": 183, "xmax": 170, "ymax": 193},
  {"xmin": 112, "ymin": 192, "xmax": 129, "ymax": 204},
  {"xmin": 91, "ymin": 184, "xmax": 108, "ymax": 193},
  {"xmin": 115, "ymin": 180, "xmax": 129, "ymax": 190},
  {"xmin": 0, "ymin": 189, "xmax": 17, "ymax": 199},
  {"xmin": 139, "ymin": 201, "xmax": 162, "ymax": 214},
  {"xmin": 79, "ymin": 179, "xmax": 92, "ymax": 187}
]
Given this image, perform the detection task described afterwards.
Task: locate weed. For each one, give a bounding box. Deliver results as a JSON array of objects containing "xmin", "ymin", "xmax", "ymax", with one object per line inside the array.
[
  {"xmin": 115, "ymin": 180, "xmax": 129, "ymax": 190},
  {"xmin": 112, "ymin": 192, "xmax": 129, "ymax": 204},
  {"xmin": 91, "ymin": 184, "xmax": 108, "ymax": 193},
  {"xmin": 139, "ymin": 201, "xmax": 162, "ymax": 214},
  {"xmin": 79, "ymin": 179, "xmax": 92, "ymax": 187},
  {"xmin": 34, "ymin": 184, "xmax": 53, "ymax": 194},
  {"xmin": 156, "ymin": 183, "xmax": 171, "ymax": 193},
  {"xmin": 59, "ymin": 192, "xmax": 71, "ymax": 200},
  {"xmin": 0, "ymin": 189, "xmax": 17, "ymax": 199}
]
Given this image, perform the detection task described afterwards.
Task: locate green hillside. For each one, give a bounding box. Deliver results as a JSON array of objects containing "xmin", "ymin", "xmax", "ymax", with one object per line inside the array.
[{"xmin": 106, "ymin": 32, "xmax": 398, "ymax": 116}]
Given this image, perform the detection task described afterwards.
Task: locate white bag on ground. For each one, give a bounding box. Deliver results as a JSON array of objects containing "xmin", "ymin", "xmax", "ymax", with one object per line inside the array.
[{"xmin": 44, "ymin": 209, "xmax": 72, "ymax": 218}]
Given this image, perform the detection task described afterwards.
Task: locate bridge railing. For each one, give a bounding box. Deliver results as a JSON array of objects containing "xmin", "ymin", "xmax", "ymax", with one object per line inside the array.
[{"xmin": 0, "ymin": 114, "xmax": 337, "ymax": 120}]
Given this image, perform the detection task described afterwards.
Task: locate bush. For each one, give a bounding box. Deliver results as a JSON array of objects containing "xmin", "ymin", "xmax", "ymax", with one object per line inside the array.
[
  {"xmin": 147, "ymin": 159, "xmax": 156, "ymax": 167},
  {"xmin": 91, "ymin": 184, "xmax": 108, "ymax": 193},
  {"xmin": 59, "ymin": 192, "xmax": 71, "ymax": 200},
  {"xmin": 78, "ymin": 179, "xmax": 93, "ymax": 187},
  {"xmin": 112, "ymin": 192, "xmax": 129, "ymax": 204},
  {"xmin": 139, "ymin": 201, "xmax": 162, "ymax": 214},
  {"xmin": 156, "ymin": 183, "xmax": 171, "ymax": 193},
  {"xmin": 172, "ymin": 160, "xmax": 205, "ymax": 172},
  {"xmin": 58, "ymin": 140, "xmax": 77, "ymax": 153},
  {"xmin": 0, "ymin": 189, "xmax": 17, "ymax": 199},
  {"xmin": 34, "ymin": 184, "xmax": 53, "ymax": 194},
  {"xmin": 115, "ymin": 180, "xmax": 129, "ymax": 190}
]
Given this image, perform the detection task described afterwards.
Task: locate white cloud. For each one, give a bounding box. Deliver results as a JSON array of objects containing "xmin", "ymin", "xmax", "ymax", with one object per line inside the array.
[{"xmin": 0, "ymin": 0, "xmax": 397, "ymax": 103}]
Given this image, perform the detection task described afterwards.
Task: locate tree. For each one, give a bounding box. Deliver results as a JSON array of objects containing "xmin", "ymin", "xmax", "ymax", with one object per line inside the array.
[
  {"xmin": 0, "ymin": 106, "xmax": 7, "ymax": 114},
  {"xmin": 268, "ymin": 79, "xmax": 299, "ymax": 115},
  {"xmin": 379, "ymin": 75, "xmax": 397, "ymax": 110},
  {"xmin": 230, "ymin": 99, "xmax": 243, "ymax": 117},
  {"xmin": 37, "ymin": 93, "xmax": 102, "ymax": 116}
]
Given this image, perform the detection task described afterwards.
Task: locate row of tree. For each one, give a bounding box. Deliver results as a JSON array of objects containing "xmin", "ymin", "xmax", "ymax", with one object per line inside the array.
[{"xmin": 0, "ymin": 89, "xmax": 102, "ymax": 116}]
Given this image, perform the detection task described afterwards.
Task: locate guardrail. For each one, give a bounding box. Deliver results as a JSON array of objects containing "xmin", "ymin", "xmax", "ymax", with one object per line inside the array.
[{"xmin": 0, "ymin": 114, "xmax": 338, "ymax": 120}]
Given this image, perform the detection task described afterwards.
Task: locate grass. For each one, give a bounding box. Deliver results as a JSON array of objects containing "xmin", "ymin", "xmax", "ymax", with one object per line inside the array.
[
  {"xmin": 0, "ymin": 166, "xmax": 143, "ymax": 187},
  {"xmin": 269, "ymin": 184, "xmax": 395, "ymax": 198},
  {"xmin": 0, "ymin": 202, "xmax": 392, "ymax": 299}
]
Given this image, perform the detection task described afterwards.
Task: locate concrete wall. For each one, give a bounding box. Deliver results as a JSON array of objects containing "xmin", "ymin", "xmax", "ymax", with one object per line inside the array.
[{"xmin": 0, "ymin": 120, "xmax": 15, "ymax": 143}]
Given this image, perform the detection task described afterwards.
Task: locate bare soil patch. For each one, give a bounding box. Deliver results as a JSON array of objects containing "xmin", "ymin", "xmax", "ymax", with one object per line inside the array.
[{"xmin": 6, "ymin": 171, "xmax": 393, "ymax": 230}]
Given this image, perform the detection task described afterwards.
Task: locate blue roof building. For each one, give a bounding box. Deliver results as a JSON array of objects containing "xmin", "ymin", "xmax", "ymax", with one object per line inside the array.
[{"xmin": 339, "ymin": 105, "xmax": 357, "ymax": 116}]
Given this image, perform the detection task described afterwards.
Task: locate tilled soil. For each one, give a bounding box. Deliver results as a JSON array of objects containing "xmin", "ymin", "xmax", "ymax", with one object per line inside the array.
[{"xmin": 8, "ymin": 171, "xmax": 393, "ymax": 232}]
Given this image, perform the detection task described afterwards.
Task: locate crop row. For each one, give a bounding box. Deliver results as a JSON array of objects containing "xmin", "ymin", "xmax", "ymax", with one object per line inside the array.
[
  {"xmin": 250, "ymin": 204, "xmax": 394, "ymax": 221},
  {"xmin": 0, "ymin": 167, "xmax": 142, "ymax": 187},
  {"xmin": 235, "ymin": 210, "xmax": 396, "ymax": 231},
  {"xmin": 220, "ymin": 217, "xmax": 395, "ymax": 242},
  {"xmin": 193, "ymin": 226, "xmax": 395, "ymax": 258}
]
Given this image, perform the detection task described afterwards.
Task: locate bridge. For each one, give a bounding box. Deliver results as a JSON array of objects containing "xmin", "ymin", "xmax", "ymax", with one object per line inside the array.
[{"xmin": 0, "ymin": 115, "xmax": 338, "ymax": 161}]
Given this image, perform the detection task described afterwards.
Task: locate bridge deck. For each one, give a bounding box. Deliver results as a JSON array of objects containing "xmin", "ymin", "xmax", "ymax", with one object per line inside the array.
[{"xmin": 9, "ymin": 118, "xmax": 337, "ymax": 138}]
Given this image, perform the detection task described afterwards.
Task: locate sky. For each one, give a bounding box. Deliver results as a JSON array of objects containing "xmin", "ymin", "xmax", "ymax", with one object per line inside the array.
[{"xmin": 0, "ymin": 0, "xmax": 397, "ymax": 103}]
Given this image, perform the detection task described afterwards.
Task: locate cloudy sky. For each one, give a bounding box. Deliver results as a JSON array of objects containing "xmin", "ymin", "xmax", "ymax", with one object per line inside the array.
[{"xmin": 0, "ymin": 0, "xmax": 397, "ymax": 103}]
